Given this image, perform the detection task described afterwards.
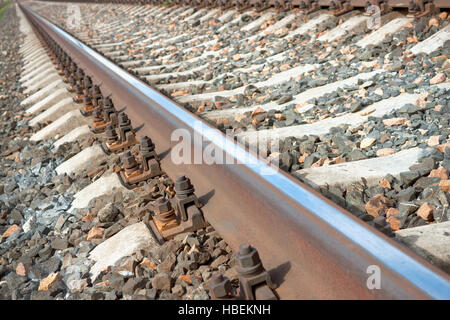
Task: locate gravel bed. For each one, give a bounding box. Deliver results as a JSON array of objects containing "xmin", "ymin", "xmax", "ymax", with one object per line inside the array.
[
  {"xmin": 0, "ymin": 6, "xmax": 237, "ymax": 300},
  {"xmin": 258, "ymin": 82, "xmax": 449, "ymax": 236},
  {"xmin": 210, "ymin": 14, "xmax": 449, "ymax": 131},
  {"xmin": 17, "ymin": 3, "xmax": 450, "ymax": 276}
]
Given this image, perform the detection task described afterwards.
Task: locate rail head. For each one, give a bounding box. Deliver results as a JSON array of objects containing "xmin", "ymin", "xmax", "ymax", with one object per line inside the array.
[{"xmin": 19, "ymin": 2, "xmax": 450, "ymax": 299}]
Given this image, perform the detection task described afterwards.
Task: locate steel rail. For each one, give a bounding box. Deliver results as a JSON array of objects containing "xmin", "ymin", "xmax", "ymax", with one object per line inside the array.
[{"xmin": 20, "ymin": 3, "xmax": 450, "ymax": 299}]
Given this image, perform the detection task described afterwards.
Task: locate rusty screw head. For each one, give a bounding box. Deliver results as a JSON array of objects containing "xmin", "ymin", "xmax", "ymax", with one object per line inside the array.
[
  {"xmin": 155, "ymin": 197, "xmax": 172, "ymax": 213},
  {"xmin": 175, "ymin": 175, "xmax": 194, "ymax": 193},
  {"xmin": 106, "ymin": 124, "xmax": 118, "ymax": 143},
  {"xmin": 75, "ymin": 85, "xmax": 83, "ymax": 94},
  {"xmin": 76, "ymin": 68, "xmax": 84, "ymax": 80},
  {"xmin": 140, "ymin": 136, "xmax": 155, "ymax": 151},
  {"xmin": 91, "ymin": 85, "xmax": 101, "ymax": 97},
  {"xmin": 83, "ymin": 93, "xmax": 92, "ymax": 104},
  {"xmin": 83, "ymin": 75, "xmax": 92, "ymax": 88},
  {"xmin": 64, "ymin": 56, "xmax": 71, "ymax": 67},
  {"xmin": 118, "ymin": 112, "xmax": 130, "ymax": 126},
  {"xmin": 209, "ymin": 274, "xmax": 232, "ymax": 298},
  {"xmin": 103, "ymin": 97, "xmax": 113, "ymax": 108},
  {"xmin": 236, "ymin": 243, "xmax": 261, "ymax": 268},
  {"xmin": 121, "ymin": 151, "xmax": 138, "ymax": 169},
  {"xmin": 93, "ymin": 109, "xmax": 102, "ymax": 118}
]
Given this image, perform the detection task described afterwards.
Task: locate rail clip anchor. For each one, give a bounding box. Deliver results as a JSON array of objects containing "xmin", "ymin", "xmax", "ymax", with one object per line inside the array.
[
  {"xmin": 293, "ymin": 0, "xmax": 320, "ymax": 14},
  {"xmin": 89, "ymin": 97, "xmax": 117, "ymax": 134},
  {"xmin": 101, "ymin": 113, "xmax": 137, "ymax": 155},
  {"xmin": 250, "ymin": 0, "xmax": 270, "ymax": 12},
  {"xmin": 236, "ymin": 243, "xmax": 278, "ymax": 300},
  {"xmin": 147, "ymin": 176, "xmax": 208, "ymax": 244},
  {"xmin": 117, "ymin": 136, "xmax": 163, "ymax": 189},
  {"xmin": 363, "ymin": 0, "xmax": 391, "ymax": 16},
  {"xmin": 328, "ymin": 0, "xmax": 353, "ymax": 16},
  {"xmin": 407, "ymin": 0, "xmax": 437, "ymax": 18},
  {"xmin": 81, "ymin": 85, "xmax": 103, "ymax": 117}
]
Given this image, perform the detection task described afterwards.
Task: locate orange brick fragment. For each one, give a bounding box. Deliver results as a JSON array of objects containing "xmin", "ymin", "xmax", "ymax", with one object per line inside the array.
[
  {"xmin": 429, "ymin": 73, "xmax": 446, "ymax": 85},
  {"xmin": 379, "ymin": 178, "xmax": 391, "ymax": 189},
  {"xmin": 429, "ymin": 167, "xmax": 448, "ymax": 180},
  {"xmin": 82, "ymin": 214, "xmax": 95, "ymax": 222},
  {"xmin": 429, "ymin": 18, "xmax": 439, "ymax": 27},
  {"xmin": 382, "ymin": 118, "xmax": 407, "ymax": 126},
  {"xmin": 179, "ymin": 274, "xmax": 192, "ymax": 285},
  {"xmin": 365, "ymin": 194, "xmax": 391, "ymax": 217},
  {"xmin": 38, "ymin": 273, "xmax": 62, "ymax": 291},
  {"xmin": 386, "ymin": 216, "xmax": 401, "ymax": 231},
  {"xmin": 416, "ymin": 203, "xmax": 434, "ymax": 221},
  {"xmin": 386, "ymin": 208, "xmax": 399, "ymax": 218},
  {"xmin": 16, "ymin": 262, "xmax": 27, "ymax": 277},
  {"xmin": 298, "ymin": 153, "xmax": 309, "ymax": 164},
  {"xmin": 439, "ymin": 180, "xmax": 450, "ymax": 193},
  {"xmin": 376, "ymin": 148, "xmax": 395, "ymax": 157},
  {"xmin": 87, "ymin": 227, "xmax": 105, "ymax": 241},
  {"xmin": 2, "ymin": 224, "xmax": 20, "ymax": 239},
  {"xmin": 250, "ymin": 107, "xmax": 266, "ymax": 118},
  {"xmin": 426, "ymin": 136, "xmax": 440, "ymax": 147},
  {"xmin": 436, "ymin": 143, "xmax": 450, "ymax": 153},
  {"xmin": 140, "ymin": 258, "xmax": 157, "ymax": 270}
]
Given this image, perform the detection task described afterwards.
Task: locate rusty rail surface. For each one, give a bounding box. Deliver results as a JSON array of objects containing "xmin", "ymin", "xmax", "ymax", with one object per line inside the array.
[{"xmin": 20, "ymin": 3, "xmax": 450, "ymax": 299}]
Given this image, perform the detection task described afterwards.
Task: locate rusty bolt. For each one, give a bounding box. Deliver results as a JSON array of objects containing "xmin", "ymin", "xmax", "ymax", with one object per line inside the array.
[
  {"xmin": 103, "ymin": 97, "xmax": 113, "ymax": 108},
  {"xmin": 209, "ymin": 274, "xmax": 232, "ymax": 298},
  {"xmin": 140, "ymin": 136, "xmax": 155, "ymax": 152},
  {"xmin": 91, "ymin": 85, "xmax": 101, "ymax": 97},
  {"xmin": 75, "ymin": 85, "xmax": 83, "ymax": 95},
  {"xmin": 106, "ymin": 124, "xmax": 118, "ymax": 143},
  {"xmin": 154, "ymin": 197, "xmax": 172, "ymax": 214},
  {"xmin": 76, "ymin": 68, "xmax": 84, "ymax": 81},
  {"xmin": 175, "ymin": 175, "xmax": 194, "ymax": 194},
  {"xmin": 64, "ymin": 56, "xmax": 71, "ymax": 67},
  {"xmin": 83, "ymin": 75, "xmax": 92, "ymax": 88},
  {"xmin": 83, "ymin": 94, "xmax": 92, "ymax": 104},
  {"xmin": 236, "ymin": 243, "xmax": 261, "ymax": 269},
  {"xmin": 93, "ymin": 109, "xmax": 103, "ymax": 121},
  {"xmin": 121, "ymin": 151, "xmax": 138, "ymax": 170},
  {"xmin": 118, "ymin": 112, "xmax": 130, "ymax": 126}
]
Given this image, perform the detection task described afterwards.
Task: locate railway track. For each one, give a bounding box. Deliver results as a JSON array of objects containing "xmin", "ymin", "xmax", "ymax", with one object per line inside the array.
[{"xmin": 0, "ymin": 0, "xmax": 449, "ymax": 300}]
